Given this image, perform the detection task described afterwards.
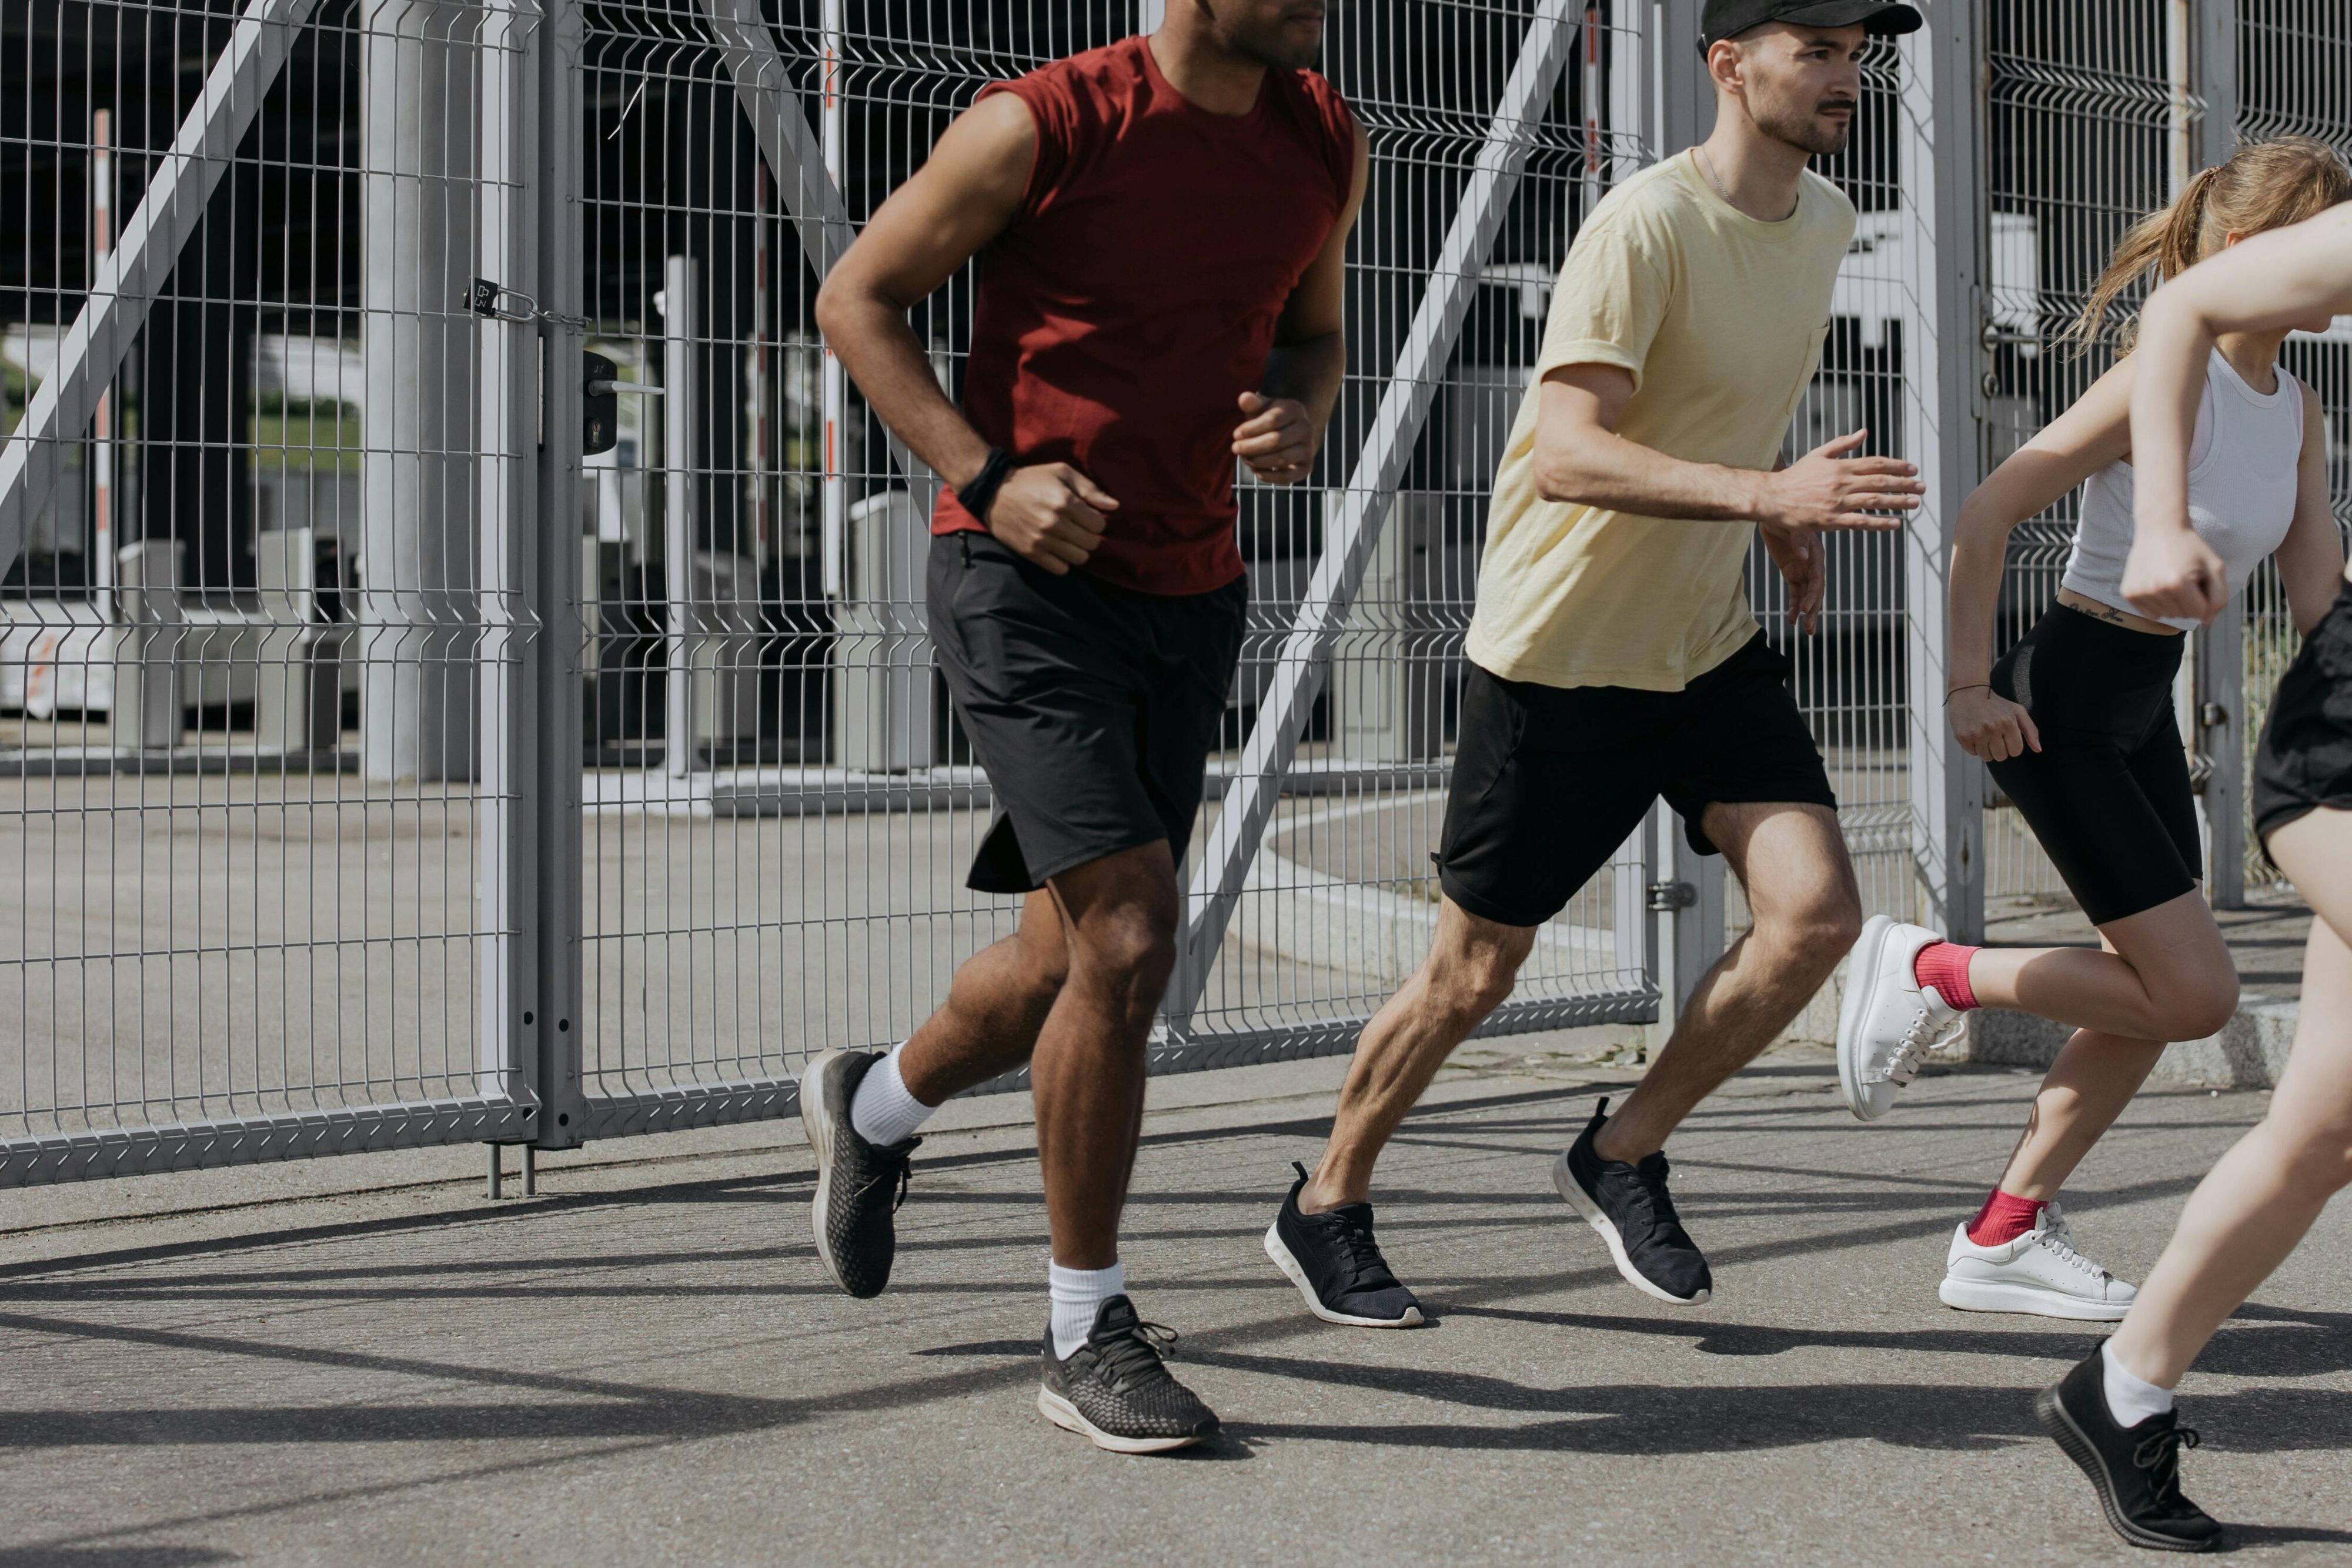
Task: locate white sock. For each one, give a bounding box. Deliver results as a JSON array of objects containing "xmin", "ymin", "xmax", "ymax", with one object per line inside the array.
[
  {"xmin": 2102, "ymin": 1341, "xmax": 2176, "ymax": 1427},
  {"xmin": 848, "ymin": 1044, "xmax": 934, "ymax": 1148},
  {"xmin": 1048, "ymin": 1259, "xmax": 1125, "ymax": 1359}
]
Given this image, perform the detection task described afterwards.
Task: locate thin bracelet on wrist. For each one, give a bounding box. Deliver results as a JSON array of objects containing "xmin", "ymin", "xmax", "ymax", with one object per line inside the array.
[{"xmin": 1945, "ymin": 683, "xmax": 1992, "ymax": 701}]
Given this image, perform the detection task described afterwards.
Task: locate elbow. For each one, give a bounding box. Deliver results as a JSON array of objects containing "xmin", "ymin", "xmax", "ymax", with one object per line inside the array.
[
  {"xmin": 1532, "ymin": 447, "xmax": 1595, "ymax": 506},
  {"xmin": 812, "ymin": 274, "xmax": 851, "ymax": 345}
]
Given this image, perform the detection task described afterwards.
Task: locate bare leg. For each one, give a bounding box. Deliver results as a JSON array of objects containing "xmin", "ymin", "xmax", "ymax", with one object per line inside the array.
[
  {"xmin": 1299, "ymin": 900, "xmax": 1536, "ymax": 1213},
  {"xmin": 1595, "ymin": 801, "xmax": 1862, "ymax": 1163},
  {"xmin": 1969, "ymin": 891, "xmax": 2238, "ymax": 1044},
  {"xmin": 2106, "ymin": 807, "xmax": 2352, "ymax": 1388},
  {"xmin": 1025, "ymin": 842, "xmax": 1180, "ymax": 1271},
  {"xmin": 894, "ymin": 887, "xmax": 1071, "ymax": 1105},
  {"xmin": 1984, "ymin": 892, "xmax": 2238, "ymax": 1201}
]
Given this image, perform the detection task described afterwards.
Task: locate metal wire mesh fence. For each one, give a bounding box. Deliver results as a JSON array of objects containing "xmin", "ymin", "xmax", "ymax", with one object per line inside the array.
[
  {"xmin": 2, "ymin": 0, "xmax": 2344, "ymax": 1181},
  {"xmin": 0, "ymin": 0, "xmax": 536, "ymax": 1179}
]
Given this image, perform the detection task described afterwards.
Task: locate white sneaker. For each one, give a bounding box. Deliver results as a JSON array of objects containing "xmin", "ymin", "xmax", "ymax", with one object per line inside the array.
[
  {"xmin": 1938, "ymin": 1203, "xmax": 2138, "ymax": 1321},
  {"xmin": 1835, "ymin": 915, "xmax": 1966, "ymax": 1121}
]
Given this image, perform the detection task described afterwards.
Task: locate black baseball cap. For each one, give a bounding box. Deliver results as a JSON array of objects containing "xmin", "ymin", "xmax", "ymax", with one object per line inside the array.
[{"xmin": 1699, "ymin": 1, "xmax": 1925, "ymax": 50}]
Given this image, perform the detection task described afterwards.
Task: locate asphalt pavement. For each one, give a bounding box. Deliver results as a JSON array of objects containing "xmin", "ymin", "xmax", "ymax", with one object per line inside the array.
[{"xmin": 5, "ymin": 1031, "xmax": 2351, "ymax": 1566}]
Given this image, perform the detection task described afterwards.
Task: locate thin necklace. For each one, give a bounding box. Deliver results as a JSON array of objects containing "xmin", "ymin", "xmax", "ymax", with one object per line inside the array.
[{"xmin": 1694, "ymin": 146, "xmax": 1737, "ymax": 207}]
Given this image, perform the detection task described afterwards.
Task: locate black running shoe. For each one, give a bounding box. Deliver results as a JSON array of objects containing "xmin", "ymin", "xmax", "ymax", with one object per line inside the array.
[
  {"xmin": 800, "ymin": 1048, "xmax": 919, "ymax": 1299},
  {"xmin": 1037, "ymin": 1295, "xmax": 1221, "ymax": 1454},
  {"xmin": 1264, "ymin": 1161, "xmax": 1425, "ymax": 1328},
  {"xmin": 1552, "ymin": 1097, "xmax": 1712, "ymax": 1305},
  {"xmin": 2036, "ymin": 1349, "xmax": 2223, "ymax": 1553}
]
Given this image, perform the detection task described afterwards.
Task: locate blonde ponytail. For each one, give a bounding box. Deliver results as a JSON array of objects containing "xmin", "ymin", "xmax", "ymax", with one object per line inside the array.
[{"xmin": 2062, "ymin": 137, "xmax": 2351, "ymax": 358}]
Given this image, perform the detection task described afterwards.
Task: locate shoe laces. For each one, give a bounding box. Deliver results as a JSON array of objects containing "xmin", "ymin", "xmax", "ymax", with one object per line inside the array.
[
  {"xmin": 1092, "ymin": 1318, "xmax": 1181, "ymax": 1393},
  {"xmin": 1882, "ymin": 998, "xmax": 1967, "ymax": 1086},
  {"xmin": 2030, "ymin": 1205, "xmax": 2109, "ymax": 1281},
  {"xmin": 852, "ymin": 1139, "xmax": 919, "ymax": 1213},
  {"xmin": 2133, "ymin": 1419, "xmax": 2201, "ymax": 1500},
  {"xmin": 1615, "ymin": 1156, "xmax": 1685, "ymax": 1232},
  {"xmin": 1325, "ymin": 1210, "xmax": 1398, "ymax": 1287}
]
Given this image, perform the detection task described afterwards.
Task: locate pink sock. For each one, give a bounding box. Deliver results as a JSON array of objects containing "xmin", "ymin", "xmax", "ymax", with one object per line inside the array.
[
  {"xmin": 1968, "ymin": 1188, "xmax": 2045, "ymax": 1248},
  {"xmin": 1913, "ymin": 940, "xmax": 1980, "ymax": 1011}
]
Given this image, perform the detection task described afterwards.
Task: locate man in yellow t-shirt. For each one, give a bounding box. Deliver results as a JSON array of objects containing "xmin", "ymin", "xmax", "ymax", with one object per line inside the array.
[{"xmin": 1263, "ymin": 0, "xmax": 1926, "ymax": 1327}]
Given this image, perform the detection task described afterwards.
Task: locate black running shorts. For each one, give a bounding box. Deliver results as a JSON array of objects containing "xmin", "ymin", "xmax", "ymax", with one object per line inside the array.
[
  {"xmin": 1436, "ymin": 633, "xmax": 1838, "ymax": 929},
  {"xmin": 2254, "ymin": 576, "xmax": 2352, "ymax": 855},
  {"xmin": 1986, "ymin": 604, "xmax": 2200, "ymax": 926},
  {"xmin": 928, "ymin": 532, "xmax": 1247, "ymax": 894}
]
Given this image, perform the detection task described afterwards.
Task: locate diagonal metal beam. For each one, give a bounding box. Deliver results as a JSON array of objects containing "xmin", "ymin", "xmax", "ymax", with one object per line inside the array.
[
  {"xmin": 0, "ymin": 0, "xmax": 321, "ymax": 579},
  {"xmin": 696, "ymin": 0, "xmax": 856, "ymax": 280},
  {"xmin": 694, "ymin": 0, "xmax": 928, "ymax": 491},
  {"xmin": 1161, "ymin": 0, "xmax": 1581, "ymax": 1029}
]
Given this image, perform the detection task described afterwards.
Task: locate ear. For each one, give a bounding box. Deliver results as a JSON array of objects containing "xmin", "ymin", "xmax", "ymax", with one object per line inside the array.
[
  {"xmin": 1706, "ymin": 39, "xmax": 1746, "ymax": 95},
  {"xmin": 2222, "ymin": 230, "xmax": 2246, "ymax": 249}
]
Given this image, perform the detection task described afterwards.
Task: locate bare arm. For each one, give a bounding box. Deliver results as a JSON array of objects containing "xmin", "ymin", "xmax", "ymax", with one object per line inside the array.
[
  {"xmin": 2274, "ymin": 382, "xmax": 2348, "ymax": 636},
  {"xmin": 813, "ymin": 93, "xmax": 1115, "ymax": 574},
  {"xmin": 1231, "ymin": 119, "xmax": 1372, "ymax": 484},
  {"xmin": 1945, "ymin": 360, "xmax": 2136, "ymax": 760},
  {"xmin": 2127, "ymin": 209, "xmax": 2352, "ymax": 620},
  {"xmin": 1531, "ymin": 365, "xmax": 1922, "ymax": 530}
]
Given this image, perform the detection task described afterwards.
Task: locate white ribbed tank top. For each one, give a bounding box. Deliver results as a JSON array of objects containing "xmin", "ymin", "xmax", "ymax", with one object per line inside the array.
[{"xmin": 2062, "ymin": 349, "xmax": 2305, "ymax": 632}]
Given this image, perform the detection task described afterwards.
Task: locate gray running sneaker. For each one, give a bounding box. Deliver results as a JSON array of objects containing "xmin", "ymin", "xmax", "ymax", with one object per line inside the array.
[
  {"xmin": 1037, "ymin": 1296, "xmax": 1221, "ymax": 1454},
  {"xmin": 800, "ymin": 1048, "xmax": 920, "ymax": 1299}
]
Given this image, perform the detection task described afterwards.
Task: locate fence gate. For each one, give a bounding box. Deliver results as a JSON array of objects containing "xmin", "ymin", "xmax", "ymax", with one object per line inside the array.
[
  {"xmin": 9, "ymin": 0, "xmax": 2346, "ymax": 1185},
  {"xmin": 0, "ymin": 0, "xmax": 540, "ymax": 1181}
]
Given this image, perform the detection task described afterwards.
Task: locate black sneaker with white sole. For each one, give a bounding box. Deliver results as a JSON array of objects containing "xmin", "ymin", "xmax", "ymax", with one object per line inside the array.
[
  {"xmin": 1038, "ymin": 1295, "xmax": 1221, "ymax": 1454},
  {"xmin": 1264, "ymin": 1162, "xmax": 1425, "ymax": 1328},
  {"xmin": 2036, "ymin": 1349, "xmax": 2223, "ymax": 1553},
  {"xmin": 1552, "ymin": 1097, "xmax": 1712, "ymax": 1305},
  {"xmin": 799, "ymin": 1048, "xmax": 920, "ymax": 1299}
]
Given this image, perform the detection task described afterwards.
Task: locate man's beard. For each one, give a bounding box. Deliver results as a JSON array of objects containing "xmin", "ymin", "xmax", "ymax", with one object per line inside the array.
[
  {"xmin": 1222, "ymin": 15, "xmax": 1323, "ymax": 70},
  {"xmin": 1757, "ymin": 100, "xmax": 1854, "ymax": 158}
]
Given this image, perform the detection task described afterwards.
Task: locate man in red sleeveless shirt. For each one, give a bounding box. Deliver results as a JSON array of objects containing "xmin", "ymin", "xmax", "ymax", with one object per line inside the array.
[{"xmin": 803, "ymin": 0, "xmax": 1365, "ymax": 1452}]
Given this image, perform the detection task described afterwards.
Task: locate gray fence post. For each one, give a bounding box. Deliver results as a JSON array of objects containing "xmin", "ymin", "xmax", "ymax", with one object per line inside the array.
[
  {"xmin": 663, "ymin": 253, "xmax": 700, "ymax": 780},
  {"xmin": 1897, "ymin": 0, "xmax": 1987, "ymax": 941},
  {"xmin": 360, "ymin": 0, "xmax": 482, "ymax": 783},
  {"xmin": 530, "ymin": 0, "xmax": 588, "ymax": 1147},
  {"xmin": 476, "ymin": 0, "xmax": 541, "ymax": 1109},
  {"xmin": 111, "ymin": 537, "xmax": 184, "ymax": 753},
  {"xmin": 2190, "ymin": 0, "xmax": 2247, "ymax": 907},
  {"xmin": 1632, "ymin": 0, "xmax": 1725, "ymax": 1013}
]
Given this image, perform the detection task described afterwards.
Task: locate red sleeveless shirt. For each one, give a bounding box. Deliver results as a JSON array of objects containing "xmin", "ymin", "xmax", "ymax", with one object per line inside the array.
[{"xmin": 931, "ymin": 37, "xmax": 1358, "ymax": 596}]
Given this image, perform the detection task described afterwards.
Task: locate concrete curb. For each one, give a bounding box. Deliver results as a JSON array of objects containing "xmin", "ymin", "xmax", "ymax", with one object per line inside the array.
[{"xmin": 1963, "ymin": 999, "xmax": 2300, "ymax": 1088}]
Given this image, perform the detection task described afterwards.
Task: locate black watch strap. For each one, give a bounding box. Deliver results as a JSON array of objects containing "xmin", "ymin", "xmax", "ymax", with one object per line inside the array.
[{"xmin": 955, "ymin": 447, "xmax": 1020, "ymax": 524}]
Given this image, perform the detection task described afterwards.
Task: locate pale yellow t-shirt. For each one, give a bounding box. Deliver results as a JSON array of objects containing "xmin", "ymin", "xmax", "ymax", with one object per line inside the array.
[{"xmin": 1464, "ymin": 152, "xmax": 1855, "ymax": 691}]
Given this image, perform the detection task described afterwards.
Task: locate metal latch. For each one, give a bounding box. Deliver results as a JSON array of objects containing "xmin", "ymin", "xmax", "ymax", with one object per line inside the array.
[
  {"xmin": 2199, "ymin": 701, "xmax": 2229, "ymax": 730},
  {"xmin": 468, "ymin": 276, "xmax": 590, "ymax": 330},
  {"xmin": 582, "ymin": 352, "xmax": 663, "ymax": 457},
  {"xmin": 1647, "ymin": 880, "xmax": 1698, "ymax": 912}
]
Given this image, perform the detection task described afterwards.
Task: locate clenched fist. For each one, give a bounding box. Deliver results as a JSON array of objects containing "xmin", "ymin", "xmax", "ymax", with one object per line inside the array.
[{"xmin": 1233, "ymin": 392, "xmax": 1317, "ymax": 485}]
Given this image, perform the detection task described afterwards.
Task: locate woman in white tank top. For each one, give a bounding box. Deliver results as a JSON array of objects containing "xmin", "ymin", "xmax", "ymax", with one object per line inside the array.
[{"xmin": 1826, "ymin": 141, "xmax": 2350, "ymax": 1336}]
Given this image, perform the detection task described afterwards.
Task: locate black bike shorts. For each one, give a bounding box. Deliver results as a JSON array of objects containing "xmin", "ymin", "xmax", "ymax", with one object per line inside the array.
[
  {"xmin": 927, "ymin": 531, "xmax": 1247, "ymax": 895},
  {"xmin": 1986, "ymin": 604, "xmax": 2199, "ymax": 926},
  {"xmin": 1435, "ymin": 633, "xmax": 1838, "ymax": 929},
  {"xmin": 2254, "ymin": 576, "xmax": 2352, "ymax": 855}
]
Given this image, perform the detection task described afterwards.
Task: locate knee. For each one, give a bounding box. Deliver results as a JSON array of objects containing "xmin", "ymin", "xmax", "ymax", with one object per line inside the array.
[
  {"xmin": 1757, "ymin": 895, "xmax": 1863, "ymax": 977},
  {"xmin": 2144, "ymin": 962, "xmax": 2239, "ymax": 1041},
  {"xmin": 1071, "ymin": 909, "xmax": 1178, "ymax": 1001},
  {"xmin": 2273, "ymin": 1119, "xmax": 2352, "ymax": 1204},
  {"xmin": 2172, "ymin": 979, "xmax": 2240, "ymax": 1042},
  {"xmin": 1424, "ymin": 944, "xmax": 1526, "ymax": 1022}
]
